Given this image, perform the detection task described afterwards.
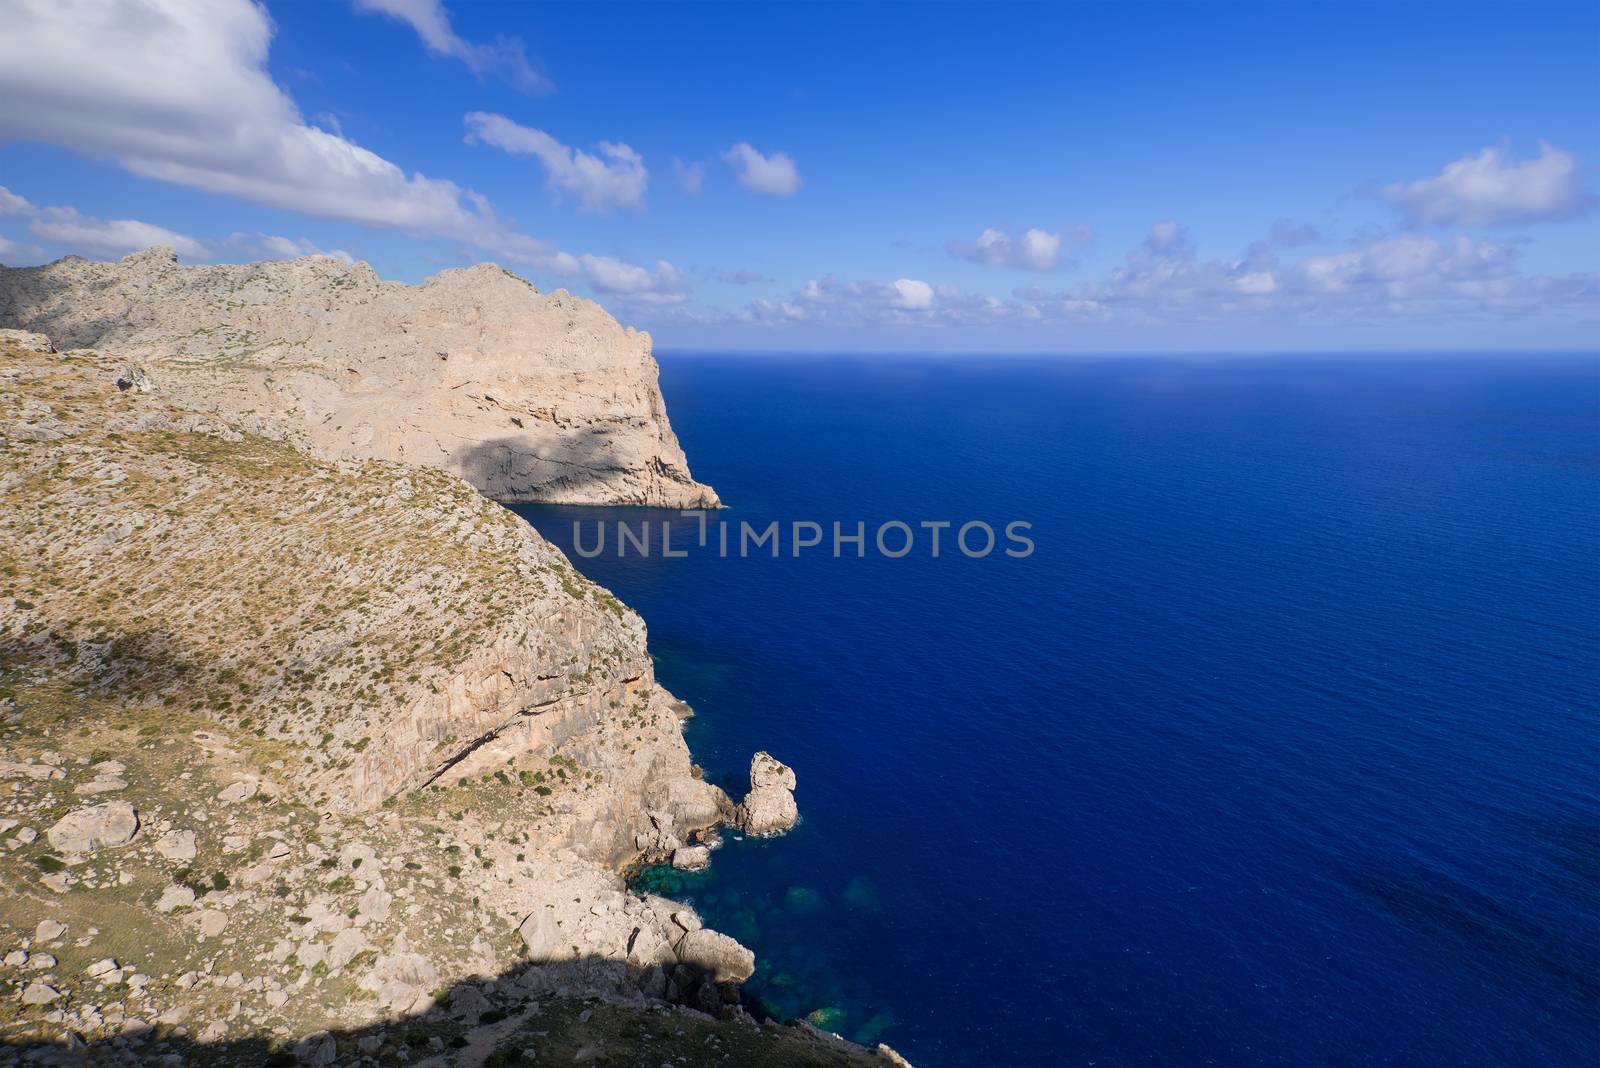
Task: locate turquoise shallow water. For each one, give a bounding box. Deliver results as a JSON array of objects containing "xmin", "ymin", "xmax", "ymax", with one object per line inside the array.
[{"xmin": 515, "ymin": 353, "xmax": 1600, "ymax": 1067}]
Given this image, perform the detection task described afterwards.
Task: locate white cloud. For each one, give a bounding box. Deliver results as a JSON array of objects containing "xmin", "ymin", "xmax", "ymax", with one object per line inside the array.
[
  {"xmin": 0, "ymin": 184, "xmax": 353, "ymax": 264},
  {"xmin": 25, "ymin": 205, "xmax": 209, "ymax": 258},
  {"xmin": 0, "ymin": 0, "xmax": 678, "ymax": 304},
  {"xmin": 463, "ymin": 112, "xmax": 647, "ymax": 214},
  {"xmin": 739, "ymin": 220, "xmax": 1596, "ymax": 334},
  {"xmin": 891, "ymin": 278, "xmax": 935, "ymax": 310},
  {"xmin": 741, "ymin": 276, "xmax": 1022, "ymax": 328},
  {"xmin": 0, "ymin": 187, "xmax": 34, "ymax": 216},
  {"xmin": 221, "ymin": 232, "xmax": 355, "ymax": 263},
  {"xmin": 577, "ymin": 256, "xmax": 686, "ymax": 305},
  {"xmin": 0, "ymin": 234, "xmax": 44, "ymax": 264},
  {"xmin": 947, "ymin": 226, "xmax": 1081, "ymax": 270},
  {"xmin": 1381, "ymin": 142, "xmax": 1591, "ymax": 226},
  {"xmin": 1053, "ymin": 222, "xmax": 1594, "ymax": 321},
  {"xmin": 721, "ymin": 142, "xmax": 802, "ymax": 197},
  {"xmin": 673, "ymin": 157, "xmax": 706, "ymax": 195},
  {"xmin": 352, "ymin": 0, "xmax": 551, "ymax": 93},
  {"xmin": 0, "ymin": 0, "xmax": 507, "ymax": 241}
]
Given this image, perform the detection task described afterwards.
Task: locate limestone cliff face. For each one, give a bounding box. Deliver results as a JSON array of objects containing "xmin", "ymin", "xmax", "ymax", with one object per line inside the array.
[
  {"xmin": 0, "ymin": 247, "xmax": 719, "ymax": 507},
  {"xmin": 0, "ymin": 334, "xmax": 897, "ymax": 1065},
  {"xmin": 0, "ymin": 335, "xmax": 724, "ymax": 861}
]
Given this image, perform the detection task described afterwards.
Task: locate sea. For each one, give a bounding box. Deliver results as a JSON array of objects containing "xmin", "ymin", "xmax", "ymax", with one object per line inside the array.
[{"xmin": 513, "ymin": 353, "xmax": 1600, "ymax": 1067}]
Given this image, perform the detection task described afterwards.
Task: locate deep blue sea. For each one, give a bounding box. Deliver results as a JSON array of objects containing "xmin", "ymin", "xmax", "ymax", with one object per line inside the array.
[{"xmin": 514, "ymin": 354, "xmax": 1600, "ymax": 1068}]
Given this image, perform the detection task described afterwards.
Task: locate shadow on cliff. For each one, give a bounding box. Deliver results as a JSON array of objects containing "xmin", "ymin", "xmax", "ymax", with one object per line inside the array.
[
  {"xmin": 457, "ymin": 429, "xmax": 711, "ymax": 508},
  {"xmin": 0, "ymin": 260, "xmax": 132, "ymax": 353},
  {"xmin": 0, "ymin": 955, "xmax": 874, "ymax": 1067}
]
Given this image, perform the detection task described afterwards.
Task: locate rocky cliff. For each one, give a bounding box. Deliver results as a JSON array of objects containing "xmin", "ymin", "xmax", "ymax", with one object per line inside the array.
[
  {"xmin": 0, "ymin": 248, "xmax": 719, "ymax": 508},
  {"xmin": 0, "ymin": 332, "xmax": 894, "ymax": 1065}
]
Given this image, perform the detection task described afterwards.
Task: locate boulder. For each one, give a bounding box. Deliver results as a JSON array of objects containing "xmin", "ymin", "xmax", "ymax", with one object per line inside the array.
[
  {"xmin": 154, "ymin": 830, "xmax": 197, "ymax": 863},
  {"xmin": 20, "ymin": 981, "xmax": 59, "ymax": 1006},
  {"xmin": 673, "ymin": 928, "xmax": 755, "ymax": 984},
  {"xmin": 46, "ymin": 801, "xmax": 139, "ymax": 854},
  {"xmin": 217, "ymin": 780, "xmax": 257, "ymax": 803},
  {"xmin": 327, "ymin": 929, "xmax": 368, "ymax": 970},
  {"xmin": 34, "ymin": 920, "xmax": 66, "ymax": 943},
  {"xmin": 194, "ymin": 909, "xmax": 229, "ymax": 938},
  {"xmin": 114, "ymin": 362, "xmax": 154, "ymax": 393},
  {"xmin": 294, "ymin": 1032, "xmax": 336, "ymax": 1066},
  {"xmin": 519, "ymin": 907, "xmax": 574, "ymax": 963},
  {"xmin": 671, "ymin": 845, "xmax": 710, "ymax": 871},
  {"xmin": 156, "ymin": 884, "xmax": 195, "ymax": 913}
]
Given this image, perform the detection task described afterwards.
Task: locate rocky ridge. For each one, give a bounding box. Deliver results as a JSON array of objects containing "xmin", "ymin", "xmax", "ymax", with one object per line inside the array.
[
  {"xmin": 0, "ymin": 334, "xmax": 892, "ymax": 1066},
  {"xmin": 0, "ymin": 249, "xmax": 719, "ymax": 508}
]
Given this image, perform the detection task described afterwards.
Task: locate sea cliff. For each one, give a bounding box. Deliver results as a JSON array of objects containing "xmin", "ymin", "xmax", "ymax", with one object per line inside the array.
[
  {"xmin": 0, "ymin": 248, "xmax": 719, "ymax": 508},
  {"xmin": 0, "ymin": 310, "xmax": 886, "ymax": 1065}
]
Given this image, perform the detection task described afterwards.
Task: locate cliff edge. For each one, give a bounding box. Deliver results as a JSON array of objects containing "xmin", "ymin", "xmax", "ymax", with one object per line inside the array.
[
  {"xmin": 0, "ymin": 248, "xmax": 719, "ymax": 508},
  {"xmin": 0, "ymin": 333, "xmax": 899, "ymax": 1065}
]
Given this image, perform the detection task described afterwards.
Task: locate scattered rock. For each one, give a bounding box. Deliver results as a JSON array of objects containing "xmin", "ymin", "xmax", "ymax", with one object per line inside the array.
[
  {"xmin": 294, "ymin": 1031, "xmax": 336, "ymax": 1066},
  {"xmin": 20, "ymin": 980, "xmax": 60, "ymax": 1006},
  {"xmin": 217, "ymin": 780, "xmax": 257, "ymax": 803},
  {"xmin": 0, "ymin": 761, "xmax": 63, "ymax": 781},
  {"xmin": 327, "ymin": 929, "xmax": 368, "ymax": 970},
  {"xmin": 194, "ymin": 909, "xmax": 229, "ymax": 938},
  {"xmin": 154, "ymin": 830, "xmax": 197, "ymax": 863},
  {"xmin": 34, "ymin": 919, "xmax": 66, "ymax": 943},
  {"xmin": 114, "ymin": 362, "xmax": 155, "ymax": 393},
  {"xmin": 156, "ymin": 884, "xmax": 196, "ymax": 913},
  {"xmin": 46, "ymin": 801, "xmax": 139, "ymax": 854}
]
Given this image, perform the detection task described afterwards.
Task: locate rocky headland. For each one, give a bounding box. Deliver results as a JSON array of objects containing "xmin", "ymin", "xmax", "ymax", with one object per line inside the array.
[
  {"xmin": 0, "ymin": 313, "xmax": 895, "ymax": 1067},
  {"xmin": 0, "ymin": 250, "xmax": 719, "ymax": 508}
]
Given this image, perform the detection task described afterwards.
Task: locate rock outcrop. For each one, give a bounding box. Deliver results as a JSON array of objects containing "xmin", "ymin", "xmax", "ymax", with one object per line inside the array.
[
  {"xmin": 0, "ymin": 248, "xmax": 718, "ymax": 507},
  {"xmin": 0, "ymin": 335, "xmax": 899, "ymax": 1066},
  {"xmin": 739, "ymin": 751, "xmax": 800, "ymax": 836}
]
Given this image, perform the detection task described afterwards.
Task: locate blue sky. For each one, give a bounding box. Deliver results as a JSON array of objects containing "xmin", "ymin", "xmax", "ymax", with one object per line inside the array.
[{"xmin": 1, "ymin": 0, "xmax": 1596, "ymax": 351}]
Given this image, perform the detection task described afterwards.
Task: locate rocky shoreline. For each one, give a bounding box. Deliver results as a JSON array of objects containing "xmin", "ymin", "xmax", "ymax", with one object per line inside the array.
[{"xmin": 0, "ymin": 315, "xmax": 897, "ymax": 1066}]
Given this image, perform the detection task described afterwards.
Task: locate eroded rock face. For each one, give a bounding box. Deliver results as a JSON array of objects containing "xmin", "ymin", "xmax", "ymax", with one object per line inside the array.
[
  {"xmin": 46, "ymin": 801, "xmax": 139, "ymax": 854},
  {"xmin": 740, "ymin": 786, "xmax": 800, "ymax": 836},
  {"xmin": 0, "ymin": 337, "xmax": 841, "ymax": 1059},
  {"xmin": 738, "ymin": 751, "xmax": 799, "ymax": 836},
  {"xmin": 0, "ymin": 248, "xmax": 717, "ymax": 508},
  {"xmin": 751, "ymin": 751, "xmax": 797, "ymax": 790}
]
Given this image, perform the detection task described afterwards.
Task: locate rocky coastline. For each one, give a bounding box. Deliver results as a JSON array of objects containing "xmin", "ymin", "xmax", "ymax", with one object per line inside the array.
[{"xmin": 0, "ymin": 283, "xmax": 894, "ymax": 1067}]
